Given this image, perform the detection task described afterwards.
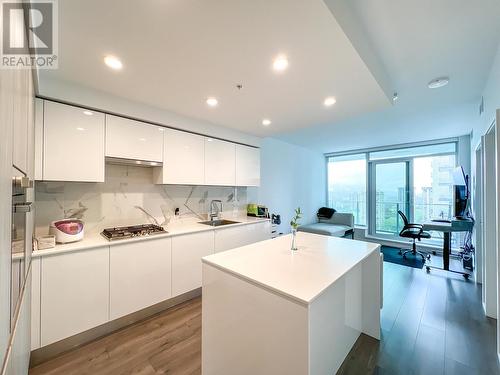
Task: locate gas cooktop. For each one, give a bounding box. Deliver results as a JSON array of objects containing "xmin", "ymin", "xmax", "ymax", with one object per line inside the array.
[{"xmin": 101, "ymin": 224, "xmax": 166, "ymax": 241}]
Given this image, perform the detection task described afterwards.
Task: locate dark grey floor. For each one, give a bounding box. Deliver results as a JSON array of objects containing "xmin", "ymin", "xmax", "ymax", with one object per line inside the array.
[{"xmin": 337, "ymin": 260, "xmax": 499, "ymax": 375}]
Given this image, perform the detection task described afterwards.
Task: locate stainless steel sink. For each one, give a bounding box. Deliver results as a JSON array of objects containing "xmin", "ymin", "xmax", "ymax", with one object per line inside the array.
[{"xmin": 198, "ymin": 219, "xmax": 240, "ymax": 227}]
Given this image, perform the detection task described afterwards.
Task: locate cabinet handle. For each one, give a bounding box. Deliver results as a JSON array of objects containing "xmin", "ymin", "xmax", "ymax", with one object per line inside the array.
[{"xmin": 13, "ymin": 202, "xmax": 32, "ymax": 213}]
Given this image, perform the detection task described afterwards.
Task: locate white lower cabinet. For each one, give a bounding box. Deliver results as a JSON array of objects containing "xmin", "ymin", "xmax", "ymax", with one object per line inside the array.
[
  {"xmin": 110, "ymin": 238, "xmax": 172, "ymax": 320},
  {"xmin": 33, "ymin": 222, "xmax": 270, "ymax": 349},
  {"xmin": 172, "ymin": 231, "xmax": 214, "ymax": 297},
  {"xmin": 214, "ymin": 221, "xmax": 271, "ymax": 253},
  {"xmin": 31, "ymin": 258, "xmax": 41, "ymax": 350},
  {"xmin": 40, "ymin": 247, "xmax": 110, "ymax": 347}
]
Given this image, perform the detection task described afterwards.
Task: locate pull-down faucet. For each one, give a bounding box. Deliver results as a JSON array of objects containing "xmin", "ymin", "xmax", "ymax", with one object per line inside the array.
[{"xmin": 209, "ymin": 200, "xmax": 223, "ymax": 221}]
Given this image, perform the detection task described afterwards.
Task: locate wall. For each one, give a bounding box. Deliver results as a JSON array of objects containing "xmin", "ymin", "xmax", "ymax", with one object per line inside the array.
[
  {"xmin": 472, "ymin": 42, "xmax": 500, "ymax": 149},
  {"xmin": 34, "ymin": 164, "xmax": 249, "ymax": 237},
  {"xmin": 254, "ymin": 138, "xmax": 326, "ymax": 234}
]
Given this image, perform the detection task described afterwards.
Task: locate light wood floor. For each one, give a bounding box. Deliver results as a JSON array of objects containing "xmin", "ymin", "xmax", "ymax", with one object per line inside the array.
[
  {"xmin": 30, "ymin": 260, "xmax": 500, "ymax": 375},
  {"xmin": 30, "ymin": 298, "xmax": 202, "ymax": 375}
]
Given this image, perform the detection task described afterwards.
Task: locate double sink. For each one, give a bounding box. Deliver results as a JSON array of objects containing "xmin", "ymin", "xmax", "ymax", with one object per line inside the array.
[{"xmin": 198, "ymin": 219, "xmax": 240, "ymax": 227}]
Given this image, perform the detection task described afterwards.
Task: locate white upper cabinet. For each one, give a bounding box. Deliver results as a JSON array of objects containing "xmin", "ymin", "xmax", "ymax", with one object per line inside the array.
[
  {"xmin": 204, "ymin": 138, "xmax": 236, "ymax": 186},
  {"xmin": 105, "ymin": 115, "xmax": 163, "ymax": 162},
  {"xmin": 154, "ymin": 128, "xmax": 205, "ymax": 185},
  {"xmin": 235, "ymin": 145, "xmax": 260, "ymax": 186},
  {"xmin": 43, "ymin": 101, "xmax": 105, "ymax": 182}
]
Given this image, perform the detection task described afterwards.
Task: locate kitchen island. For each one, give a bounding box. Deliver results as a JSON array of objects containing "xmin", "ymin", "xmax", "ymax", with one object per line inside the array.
[{"xmin": 202, "ymin": 231, "xmax": 381, "ymax": 375}]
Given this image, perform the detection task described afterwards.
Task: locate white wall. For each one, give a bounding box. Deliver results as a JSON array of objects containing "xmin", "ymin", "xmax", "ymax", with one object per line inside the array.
[
  {"xmin": 472, "ymin": 42, "xmax": 500, "ymax": 149},
  {"xmin": 254, "ymin": 138, "xmax": 326, "ymax": 234},
  {"xmin": 38, "ymin": 79, "xmax": 261, "ymax": 148}
]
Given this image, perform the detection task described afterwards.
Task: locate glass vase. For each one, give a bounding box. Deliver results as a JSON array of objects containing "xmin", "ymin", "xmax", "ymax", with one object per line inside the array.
[{"xmin": 291, "ymin": 228, "xmax": 298, "ymax": 251}]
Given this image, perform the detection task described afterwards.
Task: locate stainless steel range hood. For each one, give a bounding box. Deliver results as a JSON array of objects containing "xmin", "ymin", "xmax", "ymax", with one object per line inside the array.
[{"xmin": 105, "ymin": 157, "xmax": 163, "ymax": 168}]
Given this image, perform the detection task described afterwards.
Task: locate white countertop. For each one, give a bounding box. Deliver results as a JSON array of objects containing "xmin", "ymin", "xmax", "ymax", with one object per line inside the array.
[
  {"xmin": 202, "ymin": 231, "xmax": 380, "ymax": 305},
  {"xmin": 32, "ymin": 216, "xmax": 270, "ymax": 258}
]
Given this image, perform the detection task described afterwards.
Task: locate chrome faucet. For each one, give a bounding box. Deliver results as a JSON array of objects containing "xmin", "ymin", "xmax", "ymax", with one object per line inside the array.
[{"xmin": 209, "ymin": 200, "xmax": 222, "ymax": 221}]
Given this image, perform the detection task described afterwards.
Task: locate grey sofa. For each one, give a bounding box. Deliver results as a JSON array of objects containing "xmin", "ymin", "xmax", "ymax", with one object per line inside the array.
[{"xmin": 297, "ymin": 212, "xmax": 355, "ymax": 238}]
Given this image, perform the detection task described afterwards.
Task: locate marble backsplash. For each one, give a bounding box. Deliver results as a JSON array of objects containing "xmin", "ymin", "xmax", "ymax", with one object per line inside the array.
[{"xmin": 34, "ymin": 164, "xmax": 253, "ymax": 236}]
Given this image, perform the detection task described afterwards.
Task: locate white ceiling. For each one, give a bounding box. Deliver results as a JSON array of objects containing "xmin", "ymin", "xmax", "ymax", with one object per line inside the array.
[
  {"xmin": 280, "ymin": 0, "xmax": 500, "ymax": 152},
  {"xmin": 38, "ymin": 0, "xmax": 392, "ymax": 137}
]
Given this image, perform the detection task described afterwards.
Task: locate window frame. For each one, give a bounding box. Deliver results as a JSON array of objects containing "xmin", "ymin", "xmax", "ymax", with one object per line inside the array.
[{"xmin": 325, "ymin": 138, "xmax": 459, "ymax": 232}]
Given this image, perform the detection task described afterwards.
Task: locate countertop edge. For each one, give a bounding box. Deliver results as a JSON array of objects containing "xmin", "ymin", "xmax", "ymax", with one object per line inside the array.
[
  {"xmin": 32, "ymin": 218, "xmax": 271, "ymax": 258},
  {"xmin": 202, "ymin": 236, "xmax": 381, "ymax": 305}
]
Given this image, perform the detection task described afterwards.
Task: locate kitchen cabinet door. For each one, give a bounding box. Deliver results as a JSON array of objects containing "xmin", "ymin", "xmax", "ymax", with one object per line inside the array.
[
  {"xmin": 172, "ymin": 231, "xmax": 214, "ymax": 297},
  {"xmin": 155, "ymin": 129, "xmax": 205, "ymax": 185},
  {"xmin": 106, "ymin": 115, "xmax": 163, "ymax": 162},
  {"xmin": 204, "ymin": 138, "xmax": 235, "ymax": 186},
  {"xmin": 34, "ymin": 98, "xmax": 44, "ymax": 180},
  {"xmin": 43, "ymin": 101, "xmax": 105, "ymax": 182},
  {"xmin": 26, "ymin": 74, "xmax": 35, "ymax": 179},
  {"xmin": 214, "ymin": 225, "xmax": 249, "ymax": 253},
  {"xmin": 40, "ymin": 247, "xmax": 109, "ymax": 346},
  {"xmin": 31, "ymin": 258, "xmax": 41, "ymax": 350},
  {"xmin": 235, "ymin": 145, "xmax": 260, "ymax": 186},
  {"xmin": 109, "ymin": 237, "xmax": 172, "ymax": 320},
  {"xmin": 12, "ymin": 68, "xmax": 29, "ymax": 174},
  {"xmin": 214, "ymin": 222, "xmax": 271, "ymax": 253}
]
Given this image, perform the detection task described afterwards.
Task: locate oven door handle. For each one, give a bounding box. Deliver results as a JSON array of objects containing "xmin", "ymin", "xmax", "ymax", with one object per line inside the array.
[{"xmin": 13, "ymin": 202, "xmax": 32, "ymax": 213}]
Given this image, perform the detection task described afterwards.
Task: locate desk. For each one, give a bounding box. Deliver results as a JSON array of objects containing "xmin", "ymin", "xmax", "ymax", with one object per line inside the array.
[{"xmin": 423, "ymin": 219, "xmax": 474, "ymax": 276}]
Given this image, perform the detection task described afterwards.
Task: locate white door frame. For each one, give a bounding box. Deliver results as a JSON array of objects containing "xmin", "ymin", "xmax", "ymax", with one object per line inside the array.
[
  {"xmin": 483, "ymin": 122, "xmax": 497, "ymax": 318},
  {"xmin": 474, "ymin": 143, "xmax": 483, "ymax": 287},
  {"xmin": 368, "ymin": 158, "xmax": 412, "ymax": 239}
]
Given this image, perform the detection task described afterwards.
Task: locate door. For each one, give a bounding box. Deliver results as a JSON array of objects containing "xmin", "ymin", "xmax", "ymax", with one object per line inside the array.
[
  {"xmin": 105, "ymin": 115, "xmax": 163, "ymax": 162},
  {"xmin": 204, "ymin": 138, "xmax": 236, "ymax": 186},
  {"xmin": 157, "ymin": 128, "xmax": 205, "ymax": 185},
  {"xmin": 109, "ymin": 238, "xmax": 172, "ymax": 320},
  {"xmin": 235, "ymin": 145, "xmax": 260, "ymax": 186},
  {"xmin": 369, "ymin": 160, "xmax": 410, "ymax": 237},
  {"xmin": 43, "ymin": 101, "xmax": 105, "ymax": 182},
  {"xmin": 171, "ymin": 231, "xmax": 214, "ymax": 297}
]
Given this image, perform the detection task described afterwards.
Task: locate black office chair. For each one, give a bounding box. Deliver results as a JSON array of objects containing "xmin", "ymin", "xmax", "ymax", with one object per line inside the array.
[{"xmin": 397, "ymin": 210, "xmax": 431, "ymax": 261}]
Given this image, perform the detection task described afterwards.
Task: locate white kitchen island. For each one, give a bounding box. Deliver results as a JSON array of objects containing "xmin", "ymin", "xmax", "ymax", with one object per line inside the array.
[{"xmin": 202, "ymin": 231, "xmax": 381, "ymax": 375}]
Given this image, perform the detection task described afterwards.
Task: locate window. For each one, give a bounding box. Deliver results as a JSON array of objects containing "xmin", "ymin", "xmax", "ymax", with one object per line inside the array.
[
  {"xmin": 326, "ymin": 141, "xmax": 459, "ymax": 248},
  {"xmin": 368, "ymin": 142, "xmax": 457, "ymax": 243},
  {"xmin": 327, "ymin": 154, "xmax": 366, "ymax": 226}
]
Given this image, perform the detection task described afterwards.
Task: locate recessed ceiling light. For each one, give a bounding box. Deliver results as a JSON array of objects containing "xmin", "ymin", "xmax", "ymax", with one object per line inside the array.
[
  {"xmin": 323, "ymin": 97, "xmax": 336, "ymax": 107},
  {"xmin": 76, "ymin": 127, "xmax": 85, "ymax": 131},
  {"xmin": 272, "ymin": 55, "xmax": 289, "ymax": 72},
  {"xmin": 83, "ymin": 110, "xmax": 93, "ymax": 116},
  {"xmin": 428, "ymin": 77, "xmax": 449, "ymax": 89},
  {"xmin": 206, "ymin": 97, "xmax": 218, "ymax": 107},
  {"xmin": 104, "ymin": 55, "xmax": 123, "ymax": 70},
  {"xmin": 262, "ymin": 119, "xmax": 271, "ymax": 126}
]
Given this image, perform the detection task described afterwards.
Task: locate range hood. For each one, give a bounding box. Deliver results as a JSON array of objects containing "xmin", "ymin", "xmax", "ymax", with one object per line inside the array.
[{"xmin": 105, "ymin": 157, "xmax": 163, "ymax": 168}]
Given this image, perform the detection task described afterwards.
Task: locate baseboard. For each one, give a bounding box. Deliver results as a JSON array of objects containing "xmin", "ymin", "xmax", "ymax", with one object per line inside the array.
[{"xmin": 29, "ymin": 288, "xmax": 201, "ymax": 367}]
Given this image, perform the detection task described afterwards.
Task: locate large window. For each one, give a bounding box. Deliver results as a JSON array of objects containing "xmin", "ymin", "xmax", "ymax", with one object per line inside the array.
[
  {"xmin": 327, "ymin": 154, "xmax": 367, "ymax": 226},
  {"xmin": 326, "ymin": 141, "xmax": 459, "ymax": 247}
]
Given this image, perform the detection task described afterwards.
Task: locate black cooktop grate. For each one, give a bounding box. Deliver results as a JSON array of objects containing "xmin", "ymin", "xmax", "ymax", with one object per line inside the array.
[{"xmin": 101, "ymin": 224, "xmax": 166, "ymax": 241}]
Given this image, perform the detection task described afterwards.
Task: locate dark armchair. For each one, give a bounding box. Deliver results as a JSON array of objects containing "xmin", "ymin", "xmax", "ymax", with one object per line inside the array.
[{"xmin": 397, "ymin": 210, "xmax": 431, "ymax": 261}]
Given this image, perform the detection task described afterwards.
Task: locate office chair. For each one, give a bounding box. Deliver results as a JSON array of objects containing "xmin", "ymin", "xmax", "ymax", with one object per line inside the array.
[{"xmin": 397, "ymin": 210, "xmax": 431, "ymax": 261}]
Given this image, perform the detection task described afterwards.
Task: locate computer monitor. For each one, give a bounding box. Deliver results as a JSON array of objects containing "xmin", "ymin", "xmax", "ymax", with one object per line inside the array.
[{"xmin": 453, "ymin": 166, "xmax": 469, "ymax": 219}]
